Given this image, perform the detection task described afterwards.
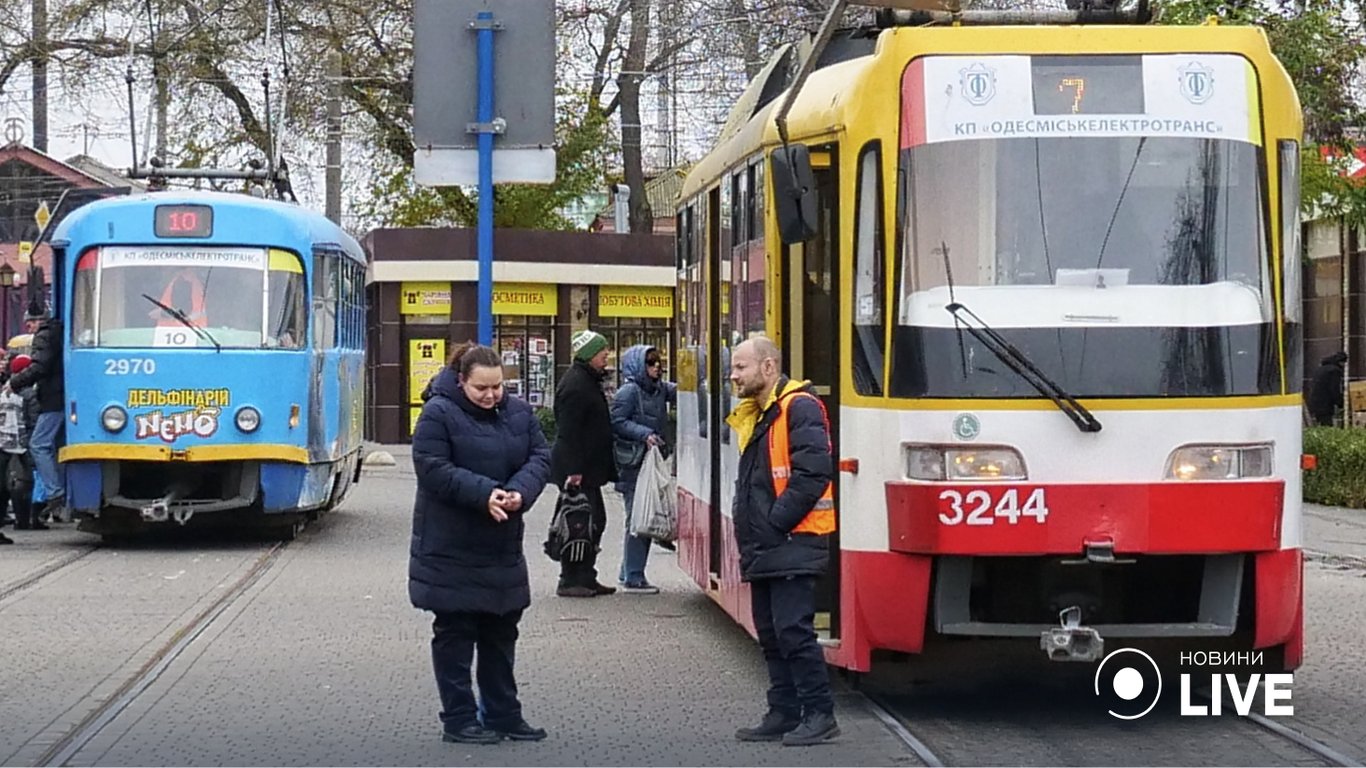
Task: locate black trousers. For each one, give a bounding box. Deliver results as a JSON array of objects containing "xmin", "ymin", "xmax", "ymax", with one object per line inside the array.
[
  {"xmin": 431, "ymin": 610, "xmax": 524, "ymax": 731},
  {"xmin": 557, "ymin": 484, "xmax": 607, "ymax": 588},
  {"xmin": 4, "ymin": 453, "xmax": 33, "ymax": 528},
  {"xmin": 750, "ymin": 575, "xmax": 834, "ymax": 717}
]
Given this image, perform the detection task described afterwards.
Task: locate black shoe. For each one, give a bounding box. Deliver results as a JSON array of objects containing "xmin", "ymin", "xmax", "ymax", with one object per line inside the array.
[
  {"xmin": 556, "ymin": 585, "xmax": 596, "ymax": 598},
  {"xmin": 25, "ymin": 521, "xmax": 49, "ymax": 531},
  {"xmin": 781, "ymin": 711, "xmax": 840, "ymax": 746},
  {"xmin": 491, "ymin": 719, "xmax": 547, "ymax": 742},
  {"xmin": 441, "ymin": 724, "xmax": 501, "ymax": 745},
  {"xmin": 0, "ymin": 533, "xmax": 12, "ymax": 545},
  {"xmin": 656, "ymin": 540, "xmax": 676, "ymax": 551},
  {"xmin": 735, "ymin": 710, "xmax": 800, "ymax": 742},
  {"xmin": 591, "ymin": 581, "xmax": 617, "ymax": 595}
]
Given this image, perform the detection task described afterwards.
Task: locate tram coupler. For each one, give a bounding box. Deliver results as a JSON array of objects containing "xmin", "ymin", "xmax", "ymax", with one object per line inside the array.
[
  {"xmin": 1040, "ymin": 605, "xmax": 1104, "ymax": 662},
  {"xmin": 140, "ymin": 486, "xmax": 189, "ymax": 524}
]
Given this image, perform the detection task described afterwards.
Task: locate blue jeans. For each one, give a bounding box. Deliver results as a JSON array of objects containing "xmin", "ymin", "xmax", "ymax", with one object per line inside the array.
[
  {"xmin": 617, "ymin": 479, "xmax": 652, "ymax": 586},
  {"xmin": 31, "ymin": 412, "xmax": 64, "ymax": 502}
]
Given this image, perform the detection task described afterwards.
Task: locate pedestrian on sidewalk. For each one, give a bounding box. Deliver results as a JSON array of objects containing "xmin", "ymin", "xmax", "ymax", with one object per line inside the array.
[
  {"xmin": 550, "ymin": 329, "xmax": 617, "ymax": 598},
  {"xmin": 611, "ymin": 344, "xmax": 675, "ymax": 594},
  {"xmin": 1, "ymin": 353, "xmax": 40, "ymax": 532},
  {"xmin": 1308, "ymin": 351, "xmax": 1348, "ymax": 426},
  {"xmin": 3, "ymin": 303, "xmax": 65, "ymax": 523},
  {"xmin": 726, "ymin": 337, "xmax": 840, "ymax": 746},
  {"xmin": 409, "ymin": 342, "xmax": 551, "ymax": 745}
]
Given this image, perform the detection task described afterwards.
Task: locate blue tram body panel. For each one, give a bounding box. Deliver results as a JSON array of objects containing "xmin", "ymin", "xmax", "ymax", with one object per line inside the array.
[{"xmin": 50, "ymin": 191, "xmax": 368, "ymax": 526}]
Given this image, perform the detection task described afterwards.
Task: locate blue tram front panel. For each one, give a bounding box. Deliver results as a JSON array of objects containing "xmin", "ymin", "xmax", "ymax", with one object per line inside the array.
[{"xmin": 62, "ymin": 349, "xmax": 341, "ymax": 516}]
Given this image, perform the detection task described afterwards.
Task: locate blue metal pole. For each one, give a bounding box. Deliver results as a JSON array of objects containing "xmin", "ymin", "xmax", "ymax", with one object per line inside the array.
[{"xmin": 476, "ymin": 11, "xmax": 496, "ymax": 346}]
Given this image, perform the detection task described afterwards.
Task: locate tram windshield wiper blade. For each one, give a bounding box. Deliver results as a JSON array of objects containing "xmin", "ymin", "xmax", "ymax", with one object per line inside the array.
[
  {"xmin": 142, "ymin": 294, "xmax": 222, "ymax": 352},
  {"xmin": 945, "ymin": 302, "xmax": 1102, "ymax": 434}
]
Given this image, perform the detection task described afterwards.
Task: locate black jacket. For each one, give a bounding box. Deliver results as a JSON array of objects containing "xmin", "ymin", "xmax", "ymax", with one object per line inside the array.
[
  {"xmin": 732, "ymin": 378, "xmax": 833, "ymax": 581},
  {"xmin": 550, "ymin": 360, "xmax": 617, "ymax": 488},
  {"xmin": 1308, "ymin": 356, "xmax": 1346, "ymax": 423},
  {"xmin": 409, "ymin": 366, "xmax": 551, "ymax": 615},
  {"xmin": 8, "ymin": 319, "xmax": 64, "ymax": 414}
]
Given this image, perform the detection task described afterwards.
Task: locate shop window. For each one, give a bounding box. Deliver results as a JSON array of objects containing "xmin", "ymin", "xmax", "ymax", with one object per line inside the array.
[{"xmin": 495, "ymin": 315, "xmax": 556, "ymax": 408}]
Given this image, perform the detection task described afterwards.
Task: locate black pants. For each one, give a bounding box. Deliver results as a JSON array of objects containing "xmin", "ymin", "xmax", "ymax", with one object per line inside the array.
[
  {"xmin": 750, "ymin": 576, "xmax": 834, "ymax": 717},
  {"xmin": 431, "ymin": 610, "xmax": 524, "ymax": 731},
  {"xmin": 5, "ymin": 453, "xmax": 33, "ymax": 528},
  {"xmin": 557, "ymin": 484, "xmax": 607, "ymax": 588}
]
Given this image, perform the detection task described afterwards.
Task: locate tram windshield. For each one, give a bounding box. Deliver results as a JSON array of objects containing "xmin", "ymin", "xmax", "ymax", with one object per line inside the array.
[
  {"xmin": 891, "ymin": 135, "xmax": 1275, "ymax": 398},
  {"xmin": 70, "ymin": 246, "xmax": 308, "ymax": 350}
]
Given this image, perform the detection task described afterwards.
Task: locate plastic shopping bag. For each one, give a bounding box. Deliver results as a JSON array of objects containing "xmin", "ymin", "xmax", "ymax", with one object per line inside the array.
[{"xmin": 630, "ymin": 445, "xmax": 676, "ymax": 543}]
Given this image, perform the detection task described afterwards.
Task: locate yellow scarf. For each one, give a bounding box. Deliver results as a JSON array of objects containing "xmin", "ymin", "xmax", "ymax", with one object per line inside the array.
[{"xmin": 726, "ymin": 378, "xmax": 811, "ymax": 451}]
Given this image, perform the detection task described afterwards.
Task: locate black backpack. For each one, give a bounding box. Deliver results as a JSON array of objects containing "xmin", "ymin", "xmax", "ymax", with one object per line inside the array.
[{"xmin": 544, "ymin": 487, "xmax": 597, "ymax": 563}]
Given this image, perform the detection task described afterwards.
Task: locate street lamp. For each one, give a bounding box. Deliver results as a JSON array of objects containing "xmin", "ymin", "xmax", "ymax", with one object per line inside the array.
[{"xmin": 0, "ymin": 262, "xmax": 15, "ymax": 345}]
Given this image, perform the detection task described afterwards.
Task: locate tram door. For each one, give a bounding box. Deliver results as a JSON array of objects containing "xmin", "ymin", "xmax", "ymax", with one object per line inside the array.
[{"xmin": 781, "ymin": 146, "xmax": 841, "ymax": 639}]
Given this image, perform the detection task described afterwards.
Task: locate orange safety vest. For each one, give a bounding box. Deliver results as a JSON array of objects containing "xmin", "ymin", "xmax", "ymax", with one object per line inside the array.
[
  {"xmin": 158, "ymin": 271, "xmax": 207, "ymax": 327},
  {"xmin": 767, "ymin": 390, "xmax": 836, "ymax": 535}
]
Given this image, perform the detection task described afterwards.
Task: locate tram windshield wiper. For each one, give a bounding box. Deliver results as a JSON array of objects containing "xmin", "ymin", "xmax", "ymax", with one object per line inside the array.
[
  {"xmin": 142, "ymin": 294, "xmax": 222, "ymax": 352},
  {"xmin": 944, "ymin": 302, "xmax": 1103, "ymax": 434}
]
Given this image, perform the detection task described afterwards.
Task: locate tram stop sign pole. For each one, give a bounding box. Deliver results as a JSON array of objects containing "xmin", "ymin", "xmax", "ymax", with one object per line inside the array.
[{"xmin": 413, "ymin": 0, "xmax": 557, "ymax": 346}]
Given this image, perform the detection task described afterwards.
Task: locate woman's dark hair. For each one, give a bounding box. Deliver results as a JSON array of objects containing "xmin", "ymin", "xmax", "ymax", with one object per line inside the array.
[{"xmin": 446, "ymin": 341, "xmax": 502, "ymax": 377}]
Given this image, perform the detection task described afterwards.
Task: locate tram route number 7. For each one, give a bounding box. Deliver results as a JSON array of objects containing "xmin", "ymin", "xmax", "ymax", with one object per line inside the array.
[{"xmin": 938, "ymin": 488, "xmax": 1049, "ymax": 526}]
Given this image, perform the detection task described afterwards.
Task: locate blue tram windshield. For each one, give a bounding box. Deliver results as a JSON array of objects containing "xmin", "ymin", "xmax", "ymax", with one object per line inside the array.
[{"xmin": 71, "ymin": 246, "xmax": 307, "ymax": 349}]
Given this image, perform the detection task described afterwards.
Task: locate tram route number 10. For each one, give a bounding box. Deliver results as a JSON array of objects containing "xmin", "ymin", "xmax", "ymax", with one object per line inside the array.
[{"xmin": 937, "ymin": 488, "xmax": 1049, "ymax": 526}]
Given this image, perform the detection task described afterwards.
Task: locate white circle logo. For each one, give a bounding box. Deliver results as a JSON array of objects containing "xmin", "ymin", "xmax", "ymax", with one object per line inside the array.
[{"xmin": 1094, "ymin": 648, "xmax": 1163, "ymax": 720}]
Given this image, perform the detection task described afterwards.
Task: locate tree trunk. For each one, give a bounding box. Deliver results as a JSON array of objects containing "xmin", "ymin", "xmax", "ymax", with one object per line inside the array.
[{"xmin": 620, "ymin": 0, "xmax": 654, "ymax": 234}]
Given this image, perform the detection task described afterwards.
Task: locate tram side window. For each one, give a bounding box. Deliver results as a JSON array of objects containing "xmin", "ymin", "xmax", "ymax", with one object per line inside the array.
[
  {"xmin": 70, "ymin": 249, "xmax": 97, "ymax": 347},
  {"xmin": 852, "ymin": 144, "xmax": 885, "ymax": 395},
  {"xmin": 313, "ymin": 251, "xmax": 339, "ymax": 349},
  {"xmin": 267, "ymin": 250, "xmax": 306, "ymax": 349},
  {"xmin": 341, "ymin": 259, "xmax": 365, "ymax": 350},
  {"xmin": 745, "ymin": 160, "xmax": 766, "ymax": 337}
]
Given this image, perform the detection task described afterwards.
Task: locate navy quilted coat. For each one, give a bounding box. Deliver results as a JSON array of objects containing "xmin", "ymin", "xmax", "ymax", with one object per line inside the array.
[{"xmin": 409, "ymin": 366, "xmax": 551, "ymax": 615}]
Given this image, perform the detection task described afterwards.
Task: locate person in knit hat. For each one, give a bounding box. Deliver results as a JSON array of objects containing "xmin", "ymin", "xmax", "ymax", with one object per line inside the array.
[{"xmin": 549, "ymin": 329, "xmax": 617, "ymax": 597}]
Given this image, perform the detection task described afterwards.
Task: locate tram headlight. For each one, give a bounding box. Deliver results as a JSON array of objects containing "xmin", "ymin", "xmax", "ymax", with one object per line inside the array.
[
  {"xmin": 235, "ymin": 406, "xmax": 262, "ymax": 433},
  {"xmin": 904, "ymin": 445, "xmax": 1027, "ymax": 481},
  {"xmin": 101, "ymin": 405, "xmax": 127, "ymax": 433},
  {"xmin": 1166, "ymin": 444, "xmax": 1272, "ymax": 481}
]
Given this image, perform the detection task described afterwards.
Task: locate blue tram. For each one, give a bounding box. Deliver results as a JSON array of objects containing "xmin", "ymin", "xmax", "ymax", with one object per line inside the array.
[{"xmin": 51, "ymin": 191, "xmax": 368, "ymax": 537}]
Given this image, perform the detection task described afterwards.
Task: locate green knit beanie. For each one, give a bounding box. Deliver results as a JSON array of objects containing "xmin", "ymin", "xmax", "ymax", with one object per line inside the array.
[{"xmin": 571, "ymin": 330, "xmax": 608, "ymax": 362}]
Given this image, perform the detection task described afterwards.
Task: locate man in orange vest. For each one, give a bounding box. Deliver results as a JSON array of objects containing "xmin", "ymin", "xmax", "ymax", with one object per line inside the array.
[{"xmin": 726, "ymin": 336, "xmax": 838, "ymax": 746}]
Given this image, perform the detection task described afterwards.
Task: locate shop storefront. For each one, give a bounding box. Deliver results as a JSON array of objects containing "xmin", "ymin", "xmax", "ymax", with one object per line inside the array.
[{"xmin": 364, "ymin": 227, "xmax": 674, "ymax": 443}]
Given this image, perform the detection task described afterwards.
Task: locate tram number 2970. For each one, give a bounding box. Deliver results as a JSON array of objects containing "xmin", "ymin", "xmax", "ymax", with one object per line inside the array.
[{"xmin": 938, "ymin": 488, "xmax": 1049, "ymax": 526}]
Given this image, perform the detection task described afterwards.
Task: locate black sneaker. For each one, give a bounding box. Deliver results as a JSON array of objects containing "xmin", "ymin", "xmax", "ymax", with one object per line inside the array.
[
  {"xmin": 735, "ymin": 710, "xmax": 800, "ymax": 742},
  {"xmin": 441, "ymin": 724, "xmax": 501, "ymax": 745},
  {"xmin": 490, "ymin": 719, "xmax": 547, "ymax": 742},
  {"xmin": 781, "ymin": 711, "xmax": 840, "ymax": 746},
  {"xmin": 0, "ymin": 532, "xmax": 13, "ymax": 545}
]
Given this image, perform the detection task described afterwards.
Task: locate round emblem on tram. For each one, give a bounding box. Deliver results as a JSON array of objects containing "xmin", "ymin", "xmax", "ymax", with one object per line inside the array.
[{"xmin": 952, "ymin": 413, "xmax": 981, "ymax": 441}]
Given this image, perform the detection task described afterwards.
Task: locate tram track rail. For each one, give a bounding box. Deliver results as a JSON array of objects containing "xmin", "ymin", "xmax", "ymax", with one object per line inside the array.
[
  {"xmin": 862, "ymin": 682, "xmax": 1362, "ymax": 767},
  {"xmin": 862, "ymin": 690, "xmax": 946, "ymax": 767},
  {"xmin": 1193, "ymin": 689, "xmax": 1364, "ymax": 768},
  {"xmin": 32, "ymin": 541, "xmax": 289, "ymax": 767},
  {"xmin": 0, "ymin": 545, "xmax": 100, "ymax": 606}
]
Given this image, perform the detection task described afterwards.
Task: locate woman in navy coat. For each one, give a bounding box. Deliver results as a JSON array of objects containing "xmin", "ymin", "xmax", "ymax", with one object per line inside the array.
[{"xmin": 410, "ymin": 343, "xmax": 550, "ymax": 745}]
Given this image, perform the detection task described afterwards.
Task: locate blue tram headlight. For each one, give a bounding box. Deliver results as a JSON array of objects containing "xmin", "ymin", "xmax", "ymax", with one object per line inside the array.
[
  {"xmin": 235, "ymin": 406, "xmax": 262, "ymax": 433},
  {"xmin": 101, "ymin": 405, "xmax": 127, "ymax": 433}
]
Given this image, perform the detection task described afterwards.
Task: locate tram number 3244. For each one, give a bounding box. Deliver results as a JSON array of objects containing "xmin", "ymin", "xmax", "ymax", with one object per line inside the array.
[{"xmin": 938, "ymin": 488, "xmax": 1050, "ymax": 526}]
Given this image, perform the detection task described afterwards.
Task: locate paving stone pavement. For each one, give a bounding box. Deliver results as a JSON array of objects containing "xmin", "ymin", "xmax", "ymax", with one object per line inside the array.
[
  {"xmin": 0, "ymin": 532, "xmax": 278, "ymax": 766},
  {"xmin": 57, "ymin": 457, "xmax": 917, "ymax": 767}
]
